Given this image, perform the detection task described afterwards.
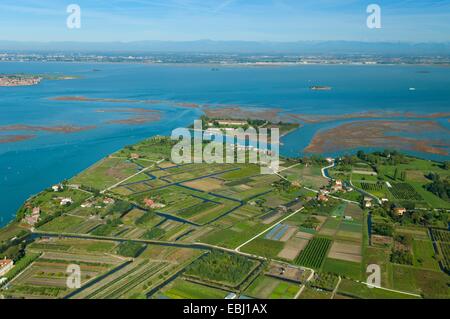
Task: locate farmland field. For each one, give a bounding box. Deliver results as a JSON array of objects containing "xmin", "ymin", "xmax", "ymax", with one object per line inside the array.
[
  {"xmin": 299, "ymin": 286, "xmax": 333, "ymax": 299},
  {"xmin": 241, "ymin": 238, "xmax": 285, "ymax": 258},
  {"xmin": 294, "ymin": 237, "xmax": 332, "ymax": 269},
  {"xmin": 389, "ymin": 183, "xmax": 423, "ymax": 201},
  {"xmin": 71, "ymin": 158, "xmax": 141, "ymax": 190},
  {"xmin": 437, "ymin": 241, "xmax": 450, "ymax": 273},
  {"xmin": 244, "ymin": 275, "xmax": 299, "ymax": 299},
  {"xmin": 322, "ymin": 258, "xmax": 362, "ymax": 280},
  {"xmin": 392, "ymin": 265, "xmax": 450, "ymax": 298},
  {"xmin": 184, "ymin": 251, "xmax": 258, "ymax": 288},
  {"xmin": 157, "ymin": 279, "xmax": 229, "ymax": 299},
  {"xmin": 430, "ymin": 229, "xmax": 450, "ymax": 273},
  {"xmin": 4, "ymin": 248, "xmax": 123, "ymax": 299},
  {"xmin": 432, "ymin": 229, "xmax": 450, "ymax": 242},
  {"xmin": 360, "ymin": 182, "xmax": 384, "ymax": 192},
  {"xmin": 2, "ymin": 133, "xmax": 449, "ymax": 300},
  {"xmin": 412, "ymin": 239, "xmax": 440, "ymax": 271},
  {"xmin": 337, "ymin": 279, "xmax": 420, "ymax": 299}
]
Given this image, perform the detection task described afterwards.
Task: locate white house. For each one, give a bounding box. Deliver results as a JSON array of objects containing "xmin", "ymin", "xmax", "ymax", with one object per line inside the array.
[
  {"xmin": 52, "ymin": 184, "xmax": 63, "ymax": 192},
  {"xmin": 363, "ymin": 197, "xmax": 373, "ymax": 208},
  {"xmin": 60, "ymin": 198, "xmax": 73, "ymax": 206}
]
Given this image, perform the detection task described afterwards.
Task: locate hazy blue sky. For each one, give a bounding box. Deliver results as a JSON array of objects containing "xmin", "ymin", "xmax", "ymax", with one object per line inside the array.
[{"xmin": 0, "ymin": 0, "xmax": 449, "ymax": 42}]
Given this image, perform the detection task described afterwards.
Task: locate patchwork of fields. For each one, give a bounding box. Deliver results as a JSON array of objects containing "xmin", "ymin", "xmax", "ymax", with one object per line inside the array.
[{"xmin": 1, "ymin": 137, "xmax": 449, "ymax": 300}]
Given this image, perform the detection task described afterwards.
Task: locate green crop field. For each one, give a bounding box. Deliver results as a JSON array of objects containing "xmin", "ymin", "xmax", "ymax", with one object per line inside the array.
[
  {"xmin": 241, "ymin": 238, "xmax": 285, "ymax": 258},
  {"xmin": 389, "ymin": 183, "xmax": 423, "ymax": 201},
  {"xmin": 360, "ymin": 182, "xmax": 384, "ymax": 192},
  {"xmin": 294, "ymin": 237, "xmax": 332, "ymax": 269},
  {"xmin": 431, "ymin": 229, "xmax": 450, "ymax": 242},
  {"xmin": 185, "ymin": 250, "xmax": 258, "ymax": 288},
  {"xmin": 412, "ymin": 239, "xmax": 440, "ymax": 271},
  {"xmin": 244, "ymin": 275, "xmax": 299, "ymax": 299},
  {"xmin": 159, "ymin": 279, "xmax": 229, "ymax": 299},
  {"xmin": 337, "ymin": 279, "xmax": 420, "ymax": 299},
  {"xmin": 322, "ymin": 258, "xmax": 362, "ymax": 280},
  {"xmin": 430, "ymin": 229, "xmax": 450, "ymax": 272},
  {"xmin": 437, "ymin": 241, "xmax": 450, "ymax": 273}
]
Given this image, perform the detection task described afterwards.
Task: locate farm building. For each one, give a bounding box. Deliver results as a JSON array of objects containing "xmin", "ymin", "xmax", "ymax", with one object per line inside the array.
[
  {"xmin": 393, "ymin": 207, "xmax": 407, "ymax": 216},
  {"xmin": 144, "ymin": 198, "xmax": 166, "ymax": 209},
  {"xmin": 0, "ymin": 258, "xmax": 14, "ymax": 277},
  {"xmin": 60, "ymin": 198, "xmax": 73, "ymax": 206},
  {"xmin": 52, "ymin": 184, "xmax": 63, "ymax": 192},
  {"xmin": 331, "ymin": 180, "xmax": 343, "ymax": 192},
  {"xmin": 363, "ymin": 197, "xmax": 373, "ymax": 208},
  {"xmin": 317, "ymin": 194, "xmax": 329, "ymax": 202},
  {"xmin": 217, "ymin": 120, "xmax": 248, "ymax": 126},
  {"xmin": 291, "ymin": 180, "xmax": 302, "ymax": 188},
  {"xmin": 103, "ymin": 198, "xmax": 115, "ymax": 205},
  {"xmin": 24, "ymin": 207, "xmax": 40, "ymax": 226}
]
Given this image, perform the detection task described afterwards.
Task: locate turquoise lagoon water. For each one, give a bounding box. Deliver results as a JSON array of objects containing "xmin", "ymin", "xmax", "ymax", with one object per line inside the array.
[{"xmin": 0, "ymin": 62, "xmax": 449, "ymax": 225}]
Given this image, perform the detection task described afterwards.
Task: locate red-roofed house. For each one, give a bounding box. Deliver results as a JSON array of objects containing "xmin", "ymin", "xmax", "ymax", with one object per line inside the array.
[{"xmin": 0, "ymin": 257, "xmax": 14, "ymax": 277}]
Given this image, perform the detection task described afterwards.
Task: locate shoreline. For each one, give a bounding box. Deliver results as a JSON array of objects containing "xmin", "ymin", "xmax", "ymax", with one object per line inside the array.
[
  {"xmin": 1, "ymin": 60, "xmax": 450, "ymax": 68},
  {"xmin": 1, "ymin": 120, "xmax": 448, "ymax": 228}
]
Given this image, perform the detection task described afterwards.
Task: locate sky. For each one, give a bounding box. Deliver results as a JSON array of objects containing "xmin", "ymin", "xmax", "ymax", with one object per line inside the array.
[{"xmin": 0, "ymin": 0, "xmax": 449, "ymax": 42}]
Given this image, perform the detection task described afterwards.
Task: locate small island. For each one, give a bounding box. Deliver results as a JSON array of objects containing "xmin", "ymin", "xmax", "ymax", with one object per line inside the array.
[
  {"xmin": 310, "ymin": 86, "xmax": 332, "ymax": 91},
  {"xmin": 199, "ymin": 116, "xmax": 301, "ymax": 137},
  {"xmin": 0, "ymin": 75, "xmax": 42, "ymax": 87},
  {"xmin": 0, "ymin": 74, "xmax": 79, "ymax": 87}
]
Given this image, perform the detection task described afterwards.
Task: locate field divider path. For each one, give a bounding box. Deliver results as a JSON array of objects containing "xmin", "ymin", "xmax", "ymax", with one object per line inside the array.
[
  {"xmin": 278, "ymin": 162, "xmax": 302, "ymax": 173},
  {"xmin": 235, "ymin": 207, "xmax": 305, "ymax": 252},
  {"xmin": 331, "ymin": 276, "xmax": 342, "ymax": 299},
  {"xmin": 356, "ymin": 280, "xmax": 422, "ymax": 298},
  {"xmin": 294, "ymin": 269, "xmax": 315, "ymax": 299},
  {"xmin": 101, "ymin": 158, "xmax": 164, "ymax": 194}
]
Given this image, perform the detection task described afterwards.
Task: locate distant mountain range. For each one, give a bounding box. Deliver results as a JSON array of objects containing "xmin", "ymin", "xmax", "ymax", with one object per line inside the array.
[{"xmin": 1, "ymin": 40, "xmax": 450, "ymax": 55}]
